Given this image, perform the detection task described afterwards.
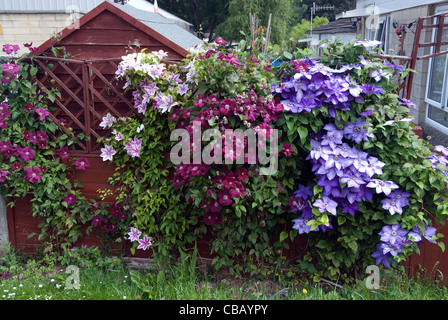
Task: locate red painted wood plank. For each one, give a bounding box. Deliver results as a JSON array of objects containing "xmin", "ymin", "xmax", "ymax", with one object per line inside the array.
[
  {"xmin": 81, "ymin": 10, "xmax": 137, "ymax": 31},
  {"xmin": 63, "ymin": 29, "xmax": 160, "ymax": 47},
  {"xmin": 61, "ymin": 45, "xmax": 183, "ymax": 61}
]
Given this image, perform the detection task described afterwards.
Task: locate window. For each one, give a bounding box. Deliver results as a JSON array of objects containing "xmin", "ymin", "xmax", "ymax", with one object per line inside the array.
[
  {"xmin": 425, "ymin": 5, "xmax": 448, "ymax": 133},
  {"xmin": 366, "ymin": 16, "xmax": 390, "ymax": 52}
]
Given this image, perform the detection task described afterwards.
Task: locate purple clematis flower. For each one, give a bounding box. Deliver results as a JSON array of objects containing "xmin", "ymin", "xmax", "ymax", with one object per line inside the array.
[
  {"xmin": 379, "ymin": 224, "xmax": 408, "ymax": 245},
  {"xmin": 366, "ymin": 179, "xmax": 399, "ymax": 196},
  {"xmin": 381, "ymin": 197, "xmax": 404, "ymax": 215},
  {"xmin": 293, "ymin": 184, "xmax": 314, "ymax": 200},
  {"xmin": 313, "ymin": 196, "xmax": 338, "ymax": 215},
  {"xmin": 371, "ymin": 244, "xmax": 393, "ymax": 267},
  {"xmin": 409, "ymin": 222, "xmax": 437, "ymax": 244},
  {"xmin": 321, "ymin": 130, "xmax": 344, "ymax": 149},
  {"xmin": 358, "ymin": 156, "xmax": 385, "ymax": 178},
  {"xmin": 340, "ymin": 171, "xmax": 367, "ymax": 188},
  {"xmin": 340, "ymin": 200, "xmax": 360, "ymax": 216},
  {"xmin": 292, "ymin": 218, "xmax": 313, "ymax": 234},
  {"xmin": 361, "ymin": 84, "xmax": 384, "ymax": 95},
  {"xmin": 344, "ymin": 118, "xmax": 374, "ymax": 144}
]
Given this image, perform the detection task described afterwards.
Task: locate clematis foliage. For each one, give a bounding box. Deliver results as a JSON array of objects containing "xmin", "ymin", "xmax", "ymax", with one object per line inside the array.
[{"xmin": 97, "ymin": 38, "xmax": 448, "ymax": 281}]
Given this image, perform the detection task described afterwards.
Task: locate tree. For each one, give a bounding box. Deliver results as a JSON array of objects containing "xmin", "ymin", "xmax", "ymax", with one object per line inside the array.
[
  {"xmin": 290, "ymin": 16, "xmax": 329, "ymax": 41},
  {"xmin": 214, "ymin": 0, "xmax": 295, "ymax": 47},
  {"xmin": 150, "ymin": 0, "xmax": 230, "ymax": 40}
]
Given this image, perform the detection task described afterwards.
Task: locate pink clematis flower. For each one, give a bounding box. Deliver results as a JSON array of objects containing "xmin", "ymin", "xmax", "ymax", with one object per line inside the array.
[
  {"xmin": 124, "ymin": 137, "xmax": 142, "ymax": 158},
  {"xmin": 99, "ymin": 113, "xmax": 116, "ymax": 129},
  {"xmin": 127, "ymin": 227, "xmax": 142, "ymax": 242},
  {"xmin": 136, "ymin": 234, "xmax": 152, "ymax": 250},
  {"xmin": 100, "ymin": 145, "xmax": 116, "ymax": 162}
]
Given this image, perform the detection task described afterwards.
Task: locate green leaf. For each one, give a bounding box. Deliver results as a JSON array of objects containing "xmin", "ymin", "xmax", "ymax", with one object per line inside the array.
[
  {"xmin": 279, "ymin": 231, "xmax": 288, "ymax": 242},
  {"xmin": 315, "ymin": 239, "xmax": 330, "ymax": 250},
  {"xmin": 297, "ymin": 126, "xmax": 308, "ymax": 144},
  {"xmin": 348, "ymin": 240, "xmax": 358, "ymax": 253},
  {"xmin": 337, "ymin": 216, "xmax": 346, "ymax": 225},
  {"xmin": 283, "ymin": 51, "xmax": 293, "ymax": 60}
]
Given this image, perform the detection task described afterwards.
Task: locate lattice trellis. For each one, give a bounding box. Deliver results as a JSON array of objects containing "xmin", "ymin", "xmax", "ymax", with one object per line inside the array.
[{"xmin": 34, "ymin": 56, "xmax": 140, "ymax": 153}]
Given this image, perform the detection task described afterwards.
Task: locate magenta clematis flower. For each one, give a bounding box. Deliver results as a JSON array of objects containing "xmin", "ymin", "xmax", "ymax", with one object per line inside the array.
[
  {"xmin": 124, "ymin": 137, "xmax": 142, "ymax": 158},
  {"xmin": 2, "ymin": 63, "xmax": 20, "ymax": 75},
  {"xmin": 0, "ymin": 170, "xmax": 8, "ymax": 182},
  {"xmin": 24, "ymin": 167, "xmax": 42, "ymax": 184},
  {"xmin": 2, "ymin": 44, "xmax": 19, "ymax": 54},
  {"xmin": 281, "ymin": 143, "xmax": 295, "ymax": 157},
  {"xmin": 63, "ymin": 193, "xmax": 78, "ymax": 206},
  {"xmin": 127, "ymin": 227, "xmax": 142, "ymax": 242},
  {"xmin": 214, "ymin": 37, "xmax": 228, "ymax": 46},
  {"xmin": 91, "ymin": 214, "xmax": 103, "ymax": 227},
  {"xmin": 19, "ymin": 146, "xmax": 35, "ymax": 162},
  {"xmin": 217, "ymin": 191, "xmax": 232, "ymax": 206},
  {"xmin": 34, "ymin": 108, "xmax": 50, "ymax": 121},
  {"xmin": 136, "ymin": 234, "xmax": 152, "ymax": 250},
  {"xmin": 75, "ymin": 157, "xmax": 89, "ymax": 170},
  {"xmin": 0, "ymin": 103, "xmax": 9, "ymax": 114},
  {"xmin": 58, "ymin": 147, "xmax": 72, "ymax": 159},
  {"xmin": 203, "ymin": 212, "xmax": 222, "ymax": 226},
  {"xmin": 24, "ymin": 104, "xmax": 35, "ymax": 111}
]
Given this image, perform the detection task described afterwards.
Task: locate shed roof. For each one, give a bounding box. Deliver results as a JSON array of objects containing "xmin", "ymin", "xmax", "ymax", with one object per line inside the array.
[
  {"xmin": 116, "ymin": 3, "xmax": 202, "ymax": 50},
  {"xmin": 37, "ymin": 1, "xmax": 203, "ymax": 61},
  {"xmin": 337, "ymin": 0, "xmax": 447, "ymax": 19},
  {"xmin": 306, "ymin": 18, "xmax": 357, "ymax": 34},
  {"xmin": 0, "ymin": 0, "xmax": 192, "ymax": 27}
]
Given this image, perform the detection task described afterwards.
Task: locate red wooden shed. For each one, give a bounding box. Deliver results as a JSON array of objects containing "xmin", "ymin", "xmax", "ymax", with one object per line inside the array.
[{"xmin": 6, "ymin": 1, "xmax": 203, "ymax": 256}]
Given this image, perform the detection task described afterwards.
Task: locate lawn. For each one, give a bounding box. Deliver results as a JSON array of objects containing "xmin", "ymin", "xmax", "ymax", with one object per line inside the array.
[{"xmin": 1, "ymin": 242, "xmax": 448, "ymax": 301}]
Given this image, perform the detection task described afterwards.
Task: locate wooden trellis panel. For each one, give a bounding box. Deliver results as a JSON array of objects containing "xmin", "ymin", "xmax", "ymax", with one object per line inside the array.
[{"xmin": 34, "ymin": 56, "xmax": 137, "ymax": 154}]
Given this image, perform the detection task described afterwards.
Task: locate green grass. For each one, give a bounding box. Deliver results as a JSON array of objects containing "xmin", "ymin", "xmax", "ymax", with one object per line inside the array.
[
  {"xmin": 1, "ymin": 262, "xmax": 448, "ymax": 300},
  {"xmin": 1, "ymin": 243, "xmax": 448, "ymax": 300}
]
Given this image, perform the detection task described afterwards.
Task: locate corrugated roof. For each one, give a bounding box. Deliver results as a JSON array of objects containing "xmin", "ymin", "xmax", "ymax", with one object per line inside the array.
[
  {"xmin": 0, "ymin": 0, "xmax": 192, "ymax": 26},
  {"xmin": 0, "ymin": 0, "xmax": 103, "ymax": 13},
  {"xmin": 337, "ymin": 0, "xmax": 448, "ymax": 19},
  {"xmin": 306, "ymin": 18, "xmax": 357, "ymax": 34},
  {"xmin": 117, "ymin": 3, "xmax": 203, "ymax": 50},
  {"xmin": 0, "ymin": 0, "xmax": 203, "ymax": 51}
]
